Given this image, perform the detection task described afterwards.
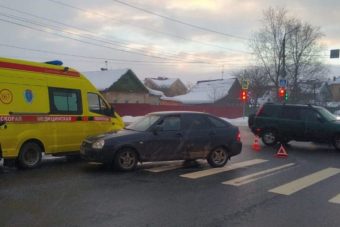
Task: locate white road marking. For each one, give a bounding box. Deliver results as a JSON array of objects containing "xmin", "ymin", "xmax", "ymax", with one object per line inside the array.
[
  {"xmin": 329, "ymin": 194, "xmax": 340, "ymax": 204},
  {"xmin": 180, "ymin": 159, "xmax": 268, "ymax": 179},
  {"xmin": 269, "ymin": 167, "xmax": 340, "ymax": 196},
  {"xmin": 222, "ymin": 163, "xmax": 295, "ymax": 186}
]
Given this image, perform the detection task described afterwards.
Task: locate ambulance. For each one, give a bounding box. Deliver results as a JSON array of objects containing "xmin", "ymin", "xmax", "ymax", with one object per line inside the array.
[{"xmin": 0, "ymin": 57, "xmax": 124, "ymax": 169}]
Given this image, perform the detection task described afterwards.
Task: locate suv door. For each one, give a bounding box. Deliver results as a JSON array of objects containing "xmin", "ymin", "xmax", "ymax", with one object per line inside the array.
[
  {"xmin": 304, "ymin": 108, "xmax": 329, "ymax": 142},
  {"xmin": 278, "ymin": 106, "xmax": 305, "ymax": 141}
]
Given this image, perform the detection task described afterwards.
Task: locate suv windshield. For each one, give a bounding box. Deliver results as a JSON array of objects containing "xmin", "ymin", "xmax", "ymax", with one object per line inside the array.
[
  {"xmin": 316, "ymin": 107, "xmax": 337, "ymax": 121},
  {"xmin": 125, "ymin": 115, "xmax": 160, "ymax": 131}
]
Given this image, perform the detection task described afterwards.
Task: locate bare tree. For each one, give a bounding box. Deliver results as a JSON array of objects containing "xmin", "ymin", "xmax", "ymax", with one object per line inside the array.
[
  {"xmin": 251, "ymin": 7, "xmax": 326, "ymax": 103},
  {"xmin": 285, "ymin": 20, "xmax": 328, "ymax": 102}
]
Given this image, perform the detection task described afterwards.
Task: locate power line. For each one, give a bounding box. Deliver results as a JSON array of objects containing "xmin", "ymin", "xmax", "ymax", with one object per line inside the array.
[
  {"xmin": 0, "ymin": 15, "xmax": 195, "ymax": 62},
  {"xmin": 0, "ymin": 15, "xmax": 253, "ymax": 66},
  {"xmin": 111, "ymin": 0, "xmax": 250, "ymax": 41},
  {"xmin": 0, "ymin": 43, "xmax": 251, "ymax": 66},
  {"xmin": 0, "ymin": 6, "xmax": 247, "ymax": 63},
  {"xmin": 47, "ymin": 0, "xmax": 251, "ymax": 54}
]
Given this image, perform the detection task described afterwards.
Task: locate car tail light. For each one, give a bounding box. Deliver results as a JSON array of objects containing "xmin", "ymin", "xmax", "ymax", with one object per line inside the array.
[{"xmin": 236, "ymin": 131, "xmax": 241, "ymax": 142}]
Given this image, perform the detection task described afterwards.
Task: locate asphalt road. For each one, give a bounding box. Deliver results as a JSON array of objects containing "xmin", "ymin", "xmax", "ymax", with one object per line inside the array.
[{"xmin": 1, "ymin": 126, "xmax": 340, "ymax": 227}]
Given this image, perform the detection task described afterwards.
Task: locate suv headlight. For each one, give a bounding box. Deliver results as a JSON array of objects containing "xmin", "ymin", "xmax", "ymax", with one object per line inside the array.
[{"xmin": 92, "ymin": 139, "xmax": 105, "ymax": 150}]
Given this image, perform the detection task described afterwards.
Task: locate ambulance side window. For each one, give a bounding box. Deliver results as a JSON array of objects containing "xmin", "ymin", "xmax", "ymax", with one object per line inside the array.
[
  {"xmin": 87, "ymin": 93, "xmax": 112, "ymax": 116},
  {"xmin": 49, "ymin": 88, "xmax": 82, "ymax": 115}
]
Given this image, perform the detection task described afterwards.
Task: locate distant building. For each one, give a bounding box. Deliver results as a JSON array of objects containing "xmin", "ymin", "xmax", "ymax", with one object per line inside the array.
[
  {"xmin": 298, "ymin": 80, "xmax": 332, "ymax": 104},
  {"xmin": 327, "ymin": 77, "xmax": 340, "ymax": 101},
  {"xmin": 160, "ymin": 78, "xmax": 241, "ymax": 106},
  {"xmin": 144, "ymin": 77, "xmax": 187, "ymax": 97},
  {"xmin": 83, "ymin": 69, "xmax": 162, "ymax": 105}
]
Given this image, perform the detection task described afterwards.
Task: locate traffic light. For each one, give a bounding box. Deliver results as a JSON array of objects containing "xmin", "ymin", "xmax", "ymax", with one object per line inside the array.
[
  {"xmin": 285, "ymin": 91, "xmax": 288, "ymax": 101},
  {"xmin": 279, "ymin": 87, "xmax": 286, "ymax": 98},
  {"xmin": 241, "ymin": 90, "xmax": 247, "ymax": 102}
]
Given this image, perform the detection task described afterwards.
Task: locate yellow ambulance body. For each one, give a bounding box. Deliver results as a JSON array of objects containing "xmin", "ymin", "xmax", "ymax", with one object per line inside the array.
[{"xmin": 0, "ymin": 57, "xmax": 124, "ymax": 168}]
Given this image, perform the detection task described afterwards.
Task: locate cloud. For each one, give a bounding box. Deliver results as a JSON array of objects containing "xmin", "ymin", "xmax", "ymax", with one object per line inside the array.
[{"xmin": 1, "ymin": 0, "xmax": 340, "ymax": 83}]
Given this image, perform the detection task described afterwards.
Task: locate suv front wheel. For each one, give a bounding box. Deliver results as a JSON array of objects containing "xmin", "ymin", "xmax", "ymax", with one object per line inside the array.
[{"xmin": 261, "ymin": 130, "xmax": 278, "ymax": 146}]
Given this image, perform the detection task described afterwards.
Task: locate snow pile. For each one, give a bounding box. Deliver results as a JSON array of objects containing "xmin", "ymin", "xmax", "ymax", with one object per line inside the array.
[
  {"xmin": 221, "ymin": 117, "xmax": 248, "ymax": 126},
  {"xmin": 326, "ymin": 102, "xmax": 340, "ymax": 108},
  {"xmin": 83, "ymin": 69, "xmax": 129, "ymax": 90},
  {"xmin": 146, "ymin": 87, "xmax": 164, "ymax": 96},
  {"xmin": 162, "ymin": 78, "xmax": 235, "ymax": 104}
]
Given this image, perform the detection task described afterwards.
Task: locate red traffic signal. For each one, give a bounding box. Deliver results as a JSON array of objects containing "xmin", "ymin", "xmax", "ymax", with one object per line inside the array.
[
  {"xmin": 241, "ymin": 90, "xmax": 247, "ymax": 101},
  {"xmin": 279, "ymin": 88, "xmax": 286, "ymax": 97}
]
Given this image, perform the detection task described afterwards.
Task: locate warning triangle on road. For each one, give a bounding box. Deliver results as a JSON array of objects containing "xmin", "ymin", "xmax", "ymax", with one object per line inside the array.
[{"xmin": 276, "ymin": 144, "xmax": 288, "ymax": 158}]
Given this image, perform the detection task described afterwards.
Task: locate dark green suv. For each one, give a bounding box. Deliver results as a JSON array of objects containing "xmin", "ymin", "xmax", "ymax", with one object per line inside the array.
[{"xmin": 249, "ymin": 103, "xmax": 340, "ymax": 150}]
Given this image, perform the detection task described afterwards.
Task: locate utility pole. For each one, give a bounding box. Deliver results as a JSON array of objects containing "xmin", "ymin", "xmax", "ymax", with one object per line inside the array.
[{"xmin": 282, "ymin": 35, "xmax": 286, "ymax": 79}]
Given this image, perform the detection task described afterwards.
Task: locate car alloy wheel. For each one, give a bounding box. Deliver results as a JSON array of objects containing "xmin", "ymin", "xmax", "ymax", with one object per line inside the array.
[
  {"xmin": 115, "ymin": 148, "xmax": 138, "ymax": 171},
  {"xmin": 207, "ymin": 147, "xmax": 228, "ymax": 168},
  {"xmin": 261, "ymin": 130, "xmax": 277, "ymax": 146}
]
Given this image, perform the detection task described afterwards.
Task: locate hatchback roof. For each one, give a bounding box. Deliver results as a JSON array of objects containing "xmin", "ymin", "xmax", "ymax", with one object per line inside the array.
[{"xmin": 148, "ymin": 111, "xmax": 207, "ymax": 115}]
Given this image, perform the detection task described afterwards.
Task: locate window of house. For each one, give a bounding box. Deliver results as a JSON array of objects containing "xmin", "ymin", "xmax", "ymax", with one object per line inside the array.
[{"xmin": 49, "ymin": 87, "xmax": 82, "ymax": 115}]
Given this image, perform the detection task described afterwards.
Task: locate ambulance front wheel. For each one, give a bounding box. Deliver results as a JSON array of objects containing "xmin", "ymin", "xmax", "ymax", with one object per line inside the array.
[{"xmin": 17, "ymin": 142, "xmax": 42, "ymax": 169}]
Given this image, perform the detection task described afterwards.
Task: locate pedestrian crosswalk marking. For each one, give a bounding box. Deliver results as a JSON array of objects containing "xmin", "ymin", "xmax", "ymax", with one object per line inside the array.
[
  {"xmin": 222, "ymin": 163, "xmax": 295, "ymax": 186},
  {"xmin": 269, "ymin": 167, "xmax": 340, "ymax": 196},
  {"xmin": 180, "ymin": 159, "xmax": 268, "ymax": 179},
  {"xmin": 329, "ymin": 194, "xmax": 340, "ymax": 204}
]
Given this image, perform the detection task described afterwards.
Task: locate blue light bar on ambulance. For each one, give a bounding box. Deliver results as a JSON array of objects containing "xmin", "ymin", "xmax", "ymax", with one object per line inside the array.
[{"xmin": 44, "ymin": 60, "xmax": 63, "ymax": 66}]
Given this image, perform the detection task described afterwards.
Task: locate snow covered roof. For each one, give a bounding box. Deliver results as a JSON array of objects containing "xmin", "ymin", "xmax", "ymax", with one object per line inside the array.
[
  {"xmin": 82, "ymin": 69, "xmax": 129, "ymax": 90},
  {"xmin": 148, "ymin": 77, "xmax": 177, "ymax": 88},
  {"xmin": 328, "ymin": 77, "xmax": 340, "ymax": 85},
  {"xmin": 146, "ymin": 87, "xmax": 164, "ymax": 96},
  {"xmin": 162, "ymin": 78, "xmax": 236, "ymax": 104}
]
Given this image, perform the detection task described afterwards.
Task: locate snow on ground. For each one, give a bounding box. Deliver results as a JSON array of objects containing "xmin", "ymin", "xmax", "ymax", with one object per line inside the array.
[
  {"xmin": 221, "ymin": 117, "xmax": 248, "ymax": 127},
  {"xmin": 122, "ymin": 115, "xmax": 248, "ymax": 127}
]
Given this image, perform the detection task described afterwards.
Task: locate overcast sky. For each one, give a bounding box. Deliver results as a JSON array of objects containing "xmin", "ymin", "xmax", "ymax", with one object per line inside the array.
[{"xmin": 1, "ymin": 0, "xmax": 340, "ymax": 84}]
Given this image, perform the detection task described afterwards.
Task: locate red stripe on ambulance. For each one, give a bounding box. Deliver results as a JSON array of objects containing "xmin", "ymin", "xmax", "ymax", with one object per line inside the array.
[
  {"xmin": 0, "ymin": 61, "xmax": 80, "ymax": 77},
  {"xmin": 0, "ymin": 115, "xmax": 110, "ymax": 122}
]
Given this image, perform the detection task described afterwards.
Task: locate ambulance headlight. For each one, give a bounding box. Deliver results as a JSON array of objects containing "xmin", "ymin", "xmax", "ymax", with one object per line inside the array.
[{"xmin": 92, "ymin": 139, "xmax": 105, "ymax": 150}]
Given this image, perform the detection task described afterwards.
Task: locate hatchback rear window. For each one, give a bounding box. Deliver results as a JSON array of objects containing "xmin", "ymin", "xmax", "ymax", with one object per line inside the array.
[{"xmin": 207, "ymin": 116, "xmax": 230, "ymax": 128}]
